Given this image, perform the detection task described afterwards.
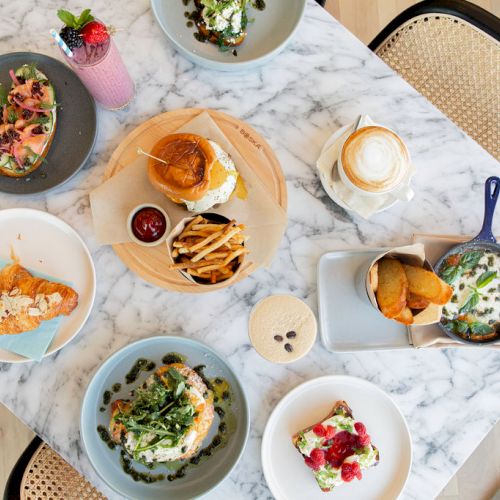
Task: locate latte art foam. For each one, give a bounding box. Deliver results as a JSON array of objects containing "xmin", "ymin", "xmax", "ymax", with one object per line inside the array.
[{"xmin": 341, "ymin": 126, "xmax": 409, "ymax": 193}]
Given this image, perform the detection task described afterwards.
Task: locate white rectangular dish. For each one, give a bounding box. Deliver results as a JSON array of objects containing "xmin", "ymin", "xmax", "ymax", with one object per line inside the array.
[{"xmin": 317, "ymin": 249, "xmax": 412, "ymax": 352}]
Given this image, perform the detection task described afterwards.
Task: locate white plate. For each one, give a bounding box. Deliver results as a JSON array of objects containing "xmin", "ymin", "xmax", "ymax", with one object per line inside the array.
[
  {"xmin": 0, "ymin": 208, "xmax": 96, "ymax": 362},
  {"xmin": 317, "ymin": 250, "xmax": 411, "ymax": 352},
  {"xmin": 262, "ymin": 375, "xmax": 412, "ymax": 500}
]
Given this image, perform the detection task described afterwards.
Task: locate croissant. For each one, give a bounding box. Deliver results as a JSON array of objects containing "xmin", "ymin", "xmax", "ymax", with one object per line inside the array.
[{"xmin": 0, "ymin": 263, "xmax": 78, "ymax": 335}]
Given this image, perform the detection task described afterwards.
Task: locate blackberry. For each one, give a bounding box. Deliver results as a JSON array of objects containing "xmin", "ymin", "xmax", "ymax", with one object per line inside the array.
[{"xmin": 59, "ymin": 26, "xmax": 83, "ymax": 50}]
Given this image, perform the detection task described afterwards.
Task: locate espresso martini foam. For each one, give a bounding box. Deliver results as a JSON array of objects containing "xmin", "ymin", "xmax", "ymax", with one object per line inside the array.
[{"xmin": 341, "ymin": 126, "xmax": 409, "ymax": 193}]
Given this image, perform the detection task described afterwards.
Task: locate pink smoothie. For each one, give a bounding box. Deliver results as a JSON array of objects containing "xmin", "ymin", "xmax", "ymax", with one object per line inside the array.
[{"xmin": 64, "ymin": 37, "xmax": 134, "ymax": 110}]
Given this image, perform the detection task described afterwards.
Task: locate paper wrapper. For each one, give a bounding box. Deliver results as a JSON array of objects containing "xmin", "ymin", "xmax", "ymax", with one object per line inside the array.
[
  {"xmin": 364, "ymin": 243, "xmax": 442, "ymax": 326},
  {"xmin": 165, "ymin": 215, "xmax": 249, "ymax": 287},
  {"xmin": 89, "ymin": 111, "xmax": 287, "ymax": 283},
  {"xmin": 410, "ymin": 234, "xmax": 500, "ymax": 349}
]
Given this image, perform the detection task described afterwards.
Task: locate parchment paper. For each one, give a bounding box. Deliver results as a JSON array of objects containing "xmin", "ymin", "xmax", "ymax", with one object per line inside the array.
[{"xmin": 366, "ymin": 243, "xmax": 443, "ymax": 326}]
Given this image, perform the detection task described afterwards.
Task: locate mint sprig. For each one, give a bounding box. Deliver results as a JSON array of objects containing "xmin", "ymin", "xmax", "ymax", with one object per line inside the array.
[{"xmin": 57, "ymin": 8, "xmax": 94, "ymax": 30}]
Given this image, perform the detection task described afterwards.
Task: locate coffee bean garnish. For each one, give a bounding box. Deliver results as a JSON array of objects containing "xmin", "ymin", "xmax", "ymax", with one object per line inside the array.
[
  {"xmin": 274, "ymin": 335, "xmax": 283, "ymax": 342},
  {"xmin": 284, "ymin": 343, "xmax": 293, "ymax": 352},
  {"xmin": 286, "ymin": 331, "xmax": 297, "ymax": 339}
]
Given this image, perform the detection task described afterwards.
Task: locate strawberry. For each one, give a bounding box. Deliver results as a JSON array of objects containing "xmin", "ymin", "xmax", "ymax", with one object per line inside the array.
[{"xmin": 80, "ymin": 20, "xmax": 109, "ymax": 44}]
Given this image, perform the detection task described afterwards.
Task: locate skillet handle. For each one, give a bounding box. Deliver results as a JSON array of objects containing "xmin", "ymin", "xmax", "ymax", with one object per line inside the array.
[{"xmin": 473, "ymin": 176, "xmax": 499, "ymax": 243}]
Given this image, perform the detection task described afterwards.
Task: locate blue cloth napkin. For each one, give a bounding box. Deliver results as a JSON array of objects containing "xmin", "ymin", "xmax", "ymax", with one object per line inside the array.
[{"xmin": 0, "ymin": 259, "xmax": 69, "ymax": 362}]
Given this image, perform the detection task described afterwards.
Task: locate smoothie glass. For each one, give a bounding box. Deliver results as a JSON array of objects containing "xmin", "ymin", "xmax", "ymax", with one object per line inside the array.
[{"xmin": 61, "ymin": 28, "xmax": 134, "ymax": 110}]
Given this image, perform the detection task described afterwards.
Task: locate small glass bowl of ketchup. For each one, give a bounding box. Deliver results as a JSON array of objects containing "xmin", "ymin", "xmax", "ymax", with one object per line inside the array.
[{"xmin": 127, "ymin": 204, "xmax": 170, "ymax": 247}]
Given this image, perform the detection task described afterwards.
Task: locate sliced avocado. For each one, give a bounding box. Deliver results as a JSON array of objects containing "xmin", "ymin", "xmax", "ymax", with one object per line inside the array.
[{"xmin": 0, "ymin": 153, "xmax": 9, "ymax": 168}]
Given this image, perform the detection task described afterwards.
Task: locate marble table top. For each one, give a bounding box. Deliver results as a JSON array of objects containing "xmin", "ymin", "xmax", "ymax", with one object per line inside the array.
[{"xmin": 1, "ymin": 1, "xmax": 499, "ymax": 499}]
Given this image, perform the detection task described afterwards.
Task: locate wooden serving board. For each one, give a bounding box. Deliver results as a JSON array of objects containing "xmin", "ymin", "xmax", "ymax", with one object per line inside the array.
[{"xmin": 104, "ymin": 108, "xmax": 287, "ymax": 293}]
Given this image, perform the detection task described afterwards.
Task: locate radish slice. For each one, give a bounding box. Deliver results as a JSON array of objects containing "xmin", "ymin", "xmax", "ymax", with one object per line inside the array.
[
  {"xmin": 9, "ymin": 69, "xmax": 20, "ymax": 86},
  {"xmin": 12, "ymin": 97, "xmax": 53, "ymax": 113},
  {"xmin": 12, "ymin": 146, "xmax": 24, "ymax": 168}
]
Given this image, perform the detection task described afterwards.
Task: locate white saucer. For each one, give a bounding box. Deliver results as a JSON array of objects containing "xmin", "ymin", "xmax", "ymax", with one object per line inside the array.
[
  {"xmin": 316, "ymin": 124, "xmax": 399, "ymax": 214},
  {"xmin": 0, "ymin": 208, "xmax": 96, "ymax": 362},
  {"xmin": 261, "ymin": 375, "xmax": 412, "ymax": 500}
]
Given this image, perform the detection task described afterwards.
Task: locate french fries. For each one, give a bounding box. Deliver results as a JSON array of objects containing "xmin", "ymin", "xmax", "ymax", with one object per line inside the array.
[
  {"xmin": 169, "ymin": 216, "xmax": 249, "ymax": 284},
  {"xmin": 372, "ymin": 257, "xmax": 453, "ymax": 325}
]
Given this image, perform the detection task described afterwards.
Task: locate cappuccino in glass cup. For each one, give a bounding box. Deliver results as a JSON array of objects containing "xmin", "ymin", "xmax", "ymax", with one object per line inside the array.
[{"xmin": 338, "ymin": 126, "xmax": 413, "ymax": 200}]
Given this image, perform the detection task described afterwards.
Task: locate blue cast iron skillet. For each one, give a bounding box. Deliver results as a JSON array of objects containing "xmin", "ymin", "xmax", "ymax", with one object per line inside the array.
[{"xmin": 434, "ymin": 176, "xmax": 500, "ymax": 344}]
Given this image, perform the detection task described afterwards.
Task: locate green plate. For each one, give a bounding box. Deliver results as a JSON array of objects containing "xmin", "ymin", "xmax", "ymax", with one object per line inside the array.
[
  {"xmin": 151, "ymin": 0, "xmax": 306, "ymax": 71},
  {"xmin": 81, "ymin": 336, "xmax": 250, "ymax": 499}
]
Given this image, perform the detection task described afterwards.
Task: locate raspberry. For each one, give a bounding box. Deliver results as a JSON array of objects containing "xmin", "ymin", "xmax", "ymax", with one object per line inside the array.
[
  {"xmin": 305, "ymin": 456, "xmax": 321, "ymax": 470},
  {"xmin": 324, "ymin": 425, "xmax": 336, "ymax": 439},
  {"xmin": 341, "ymin": 462, "xmax": 362, "ymax": 482},
  {"xmin": 330, "ymin": 431, "xmax": 357, "ymax": 461},
  {"xmin": 310, "ymin": 448, "xmax": 326, "ymax": 466},
  {"xmin": 341, "ymin": 462, "xmax": 356, "ymax": 482},
  {"xmin": 313, "ymin": 424, "xmax": 326, "ymax": 437},
  {"xmin": 357, "ymin": 433, "xmax": 371, "ymax": 447},
  {"xmin": 354, "ymin": 422, "xmax": 367, "ymax": 436}
]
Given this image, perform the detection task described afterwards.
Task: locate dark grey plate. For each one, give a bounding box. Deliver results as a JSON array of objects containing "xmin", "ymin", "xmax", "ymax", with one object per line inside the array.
[{"xmin": 0, "ymin": 52, "xmax": 97, "ymax": 194}]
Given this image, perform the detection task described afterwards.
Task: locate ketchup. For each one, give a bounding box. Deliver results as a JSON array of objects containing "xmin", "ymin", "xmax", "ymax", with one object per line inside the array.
[{"xmin": 131, "ymin": 207, "xmax": 166, "ymax": 243}]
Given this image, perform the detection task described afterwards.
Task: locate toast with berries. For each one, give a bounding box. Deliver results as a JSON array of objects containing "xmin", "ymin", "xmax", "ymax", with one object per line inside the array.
[{"xmin": 292, "ymin": 400, "xmax": 379, "ymax": 493}]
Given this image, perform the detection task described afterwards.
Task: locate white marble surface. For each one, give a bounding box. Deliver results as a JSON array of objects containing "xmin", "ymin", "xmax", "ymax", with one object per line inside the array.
[{"xmin": 0, "ymin": 1, "xmax": 499, "ymax": 499}]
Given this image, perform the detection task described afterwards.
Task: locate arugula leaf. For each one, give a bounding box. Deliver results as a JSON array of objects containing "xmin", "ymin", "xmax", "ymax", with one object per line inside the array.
[
  {"xmin": 476, "ymin": 270, "xmax": 497, "ymax": 289},
  {"xmin": 29, "ymin": 115, "xmax": 50, "ymax": 125},
  {"xmin": 0, "ymin": 84, "xmax": 8, "ymax": 107},
  {"xmin": 458, "ymin": 292, "xmax": 480, "ymax": 314},
  {"xmin": 7, "ymin": 109, "xmax": 17, "ymax": 124},
  {"xmin": 449, "ymin": 319, "xmax": 469, "ymax": 334},
  {"xmin": 470, "ymin": 322, "xmax": 494, "ymax": 335},
  {"xmin": 459, "ymin": 251, "xmax": 482, "ymax": 270},
  {"xmin": 440, "ymin": 264, "xmax": 462, "ymax": 284}
]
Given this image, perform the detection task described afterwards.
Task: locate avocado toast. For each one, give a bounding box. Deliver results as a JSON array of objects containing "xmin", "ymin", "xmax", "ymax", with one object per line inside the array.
[
  {"xmin": 0, "ymin": 64, "xmax": 56, "ymax": 177},
  {"xmin": 292, "ymin": 400, "xmax": 380, "ymax": 492}
]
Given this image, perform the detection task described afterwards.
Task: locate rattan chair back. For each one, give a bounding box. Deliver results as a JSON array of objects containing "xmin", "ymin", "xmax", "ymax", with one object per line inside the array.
[
  {"xmin": 371, "ymin": 2, "xmax": 499, "ymax": 159},
  {"xmin": 20, "ymin": 442, "xmax": 106, "ymax": 499}
]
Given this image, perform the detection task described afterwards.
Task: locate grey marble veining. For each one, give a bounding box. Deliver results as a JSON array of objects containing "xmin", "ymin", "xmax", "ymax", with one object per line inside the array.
[{"xmin": 0, "ymin": 1, "xmax": 499, "ymax": 499}]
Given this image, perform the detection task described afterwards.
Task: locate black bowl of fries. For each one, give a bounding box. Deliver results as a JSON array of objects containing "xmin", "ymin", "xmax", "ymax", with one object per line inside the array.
[{"xmin": 167, "ymin": 213, "xmax": 249, "ymax": 285}]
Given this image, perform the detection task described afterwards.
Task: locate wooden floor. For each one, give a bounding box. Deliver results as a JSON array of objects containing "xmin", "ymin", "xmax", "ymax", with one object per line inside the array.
[{"xmin": 1, "ymin": 0, "xmax": 500, "ymax": 497}]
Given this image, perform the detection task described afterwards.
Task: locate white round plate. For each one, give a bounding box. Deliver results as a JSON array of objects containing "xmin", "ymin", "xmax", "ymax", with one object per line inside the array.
[
  {"xmin": 0, "ymin": 208, "xmax": 96, "ymax": 362},
  {"xmin": 317, "ymin": 125, "xmax": 398, "ymax": 214},
  {"xmin": 151, "ymin": 0, "xmax": 306, "ymax": 71},
  {"xmin": 262, "ymin": 375, "xmax": 412, "ymax": 500}
]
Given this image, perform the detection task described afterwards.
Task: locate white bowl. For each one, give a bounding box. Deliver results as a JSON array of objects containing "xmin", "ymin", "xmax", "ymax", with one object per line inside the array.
[{"xmin": 127, "ymin": 203, "xmax": 170, "ymax": 247}]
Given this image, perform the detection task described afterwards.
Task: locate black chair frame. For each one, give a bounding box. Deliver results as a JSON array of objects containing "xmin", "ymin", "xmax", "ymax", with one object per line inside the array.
[
  {"xmin": 3, "ymin": 436, "xmax": 42, "ymax": 500},
  {"xmin": 369, "ymin": 0, "xmax": 500, "ymax": 51}
]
